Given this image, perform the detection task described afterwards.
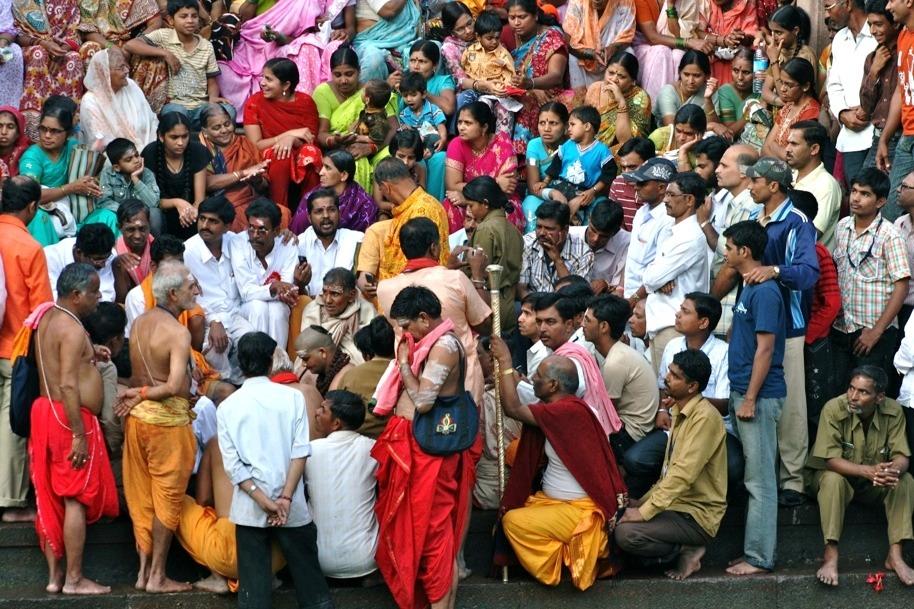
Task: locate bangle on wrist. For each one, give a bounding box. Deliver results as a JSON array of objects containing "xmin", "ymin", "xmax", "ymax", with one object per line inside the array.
[
  {"xmin": 501, "ymin": 368, "xmax": 516, "ymax": 377},
  {"xmin": 278, "ymin": 495, "xmax": 292, "ymax": 502},
  {"xmin": 139, "ymin": 385, "xmax": 149, "ymax": 401},
  {"xmin": 658, "ymin": 408, "xmax": 670, "ymax": 414},
  {"xmin": 675, "ymin": 36, "xmax": 686, "ymax": 50},
  {"xmin": 700, "ymin": 219, "xmax": 710, "ymax": 229}
]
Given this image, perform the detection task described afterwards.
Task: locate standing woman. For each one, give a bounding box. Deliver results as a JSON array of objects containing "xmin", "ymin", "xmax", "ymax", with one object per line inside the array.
[
  {"xmin": 290, "ymin": 150, "xmax": 376, "ymax": 233},
  {"xmin": 142, "ymin": 112, "xmax": 212, "ymax": 240},
  {"xmin": 654, "ymin": 50, "xmax": 720, "ymax": 127},
  {"xmin": 523, "ymin": 101, "xmax": 568, "ymax": 232},
  {"xmin": 0, "ymin": 0, "xmax": 23, "ymax": 107},
  {"xmin": 0, "ymin": 106, "xmax": 29, "ymax": 180},
  {"xmin": 562, "ymin": 0, "xmax": 637, "ymax": 90},
  {"xmin": 584, "ymin": 51, "xmax": 652, "ymax": 154},
  {"xmin": 243, "ymin": 57, "xmax": 322, "ymax": 210},
  {"xmin": 761, "ymin": 57, "xmax": 819, "ymax": 161},
  {"xmin": 507, "ymin": 0, "xmax": 574, "ymax": 154}
]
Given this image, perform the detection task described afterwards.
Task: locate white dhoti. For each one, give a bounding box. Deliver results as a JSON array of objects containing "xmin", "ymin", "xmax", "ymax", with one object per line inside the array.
[
  {"xmin": 240, "ymin": 300, "xmax": 291, "ymax": 352},
  {"xmin": 203, "ymin": 313, "xmax": 255, "ymax": 386}
]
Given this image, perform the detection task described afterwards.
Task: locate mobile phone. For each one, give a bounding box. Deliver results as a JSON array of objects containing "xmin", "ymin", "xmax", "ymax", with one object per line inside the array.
[
  {"xmin": 365, "ymin": 272, "xmax": 376, "ymax": 284},
  {"xmin": 298, "ymin": 255, "xmax": 307, "ymax": 265}
]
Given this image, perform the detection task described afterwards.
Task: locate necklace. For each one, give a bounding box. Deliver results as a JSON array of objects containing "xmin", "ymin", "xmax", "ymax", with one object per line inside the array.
[
  {"xmin": 165, "ymin": 156, "xmax": 184, "ymax": 174},
  {"xmin": 54, "ymin": 304, "xmax": 84, "ymax": 328},
  {"xmin": 774, "ymin": 99, "xmax": 811, "ymax": 146},
  {"xmin": 155, "ymin": 303, "xmax": 179, "ymax": 320}
]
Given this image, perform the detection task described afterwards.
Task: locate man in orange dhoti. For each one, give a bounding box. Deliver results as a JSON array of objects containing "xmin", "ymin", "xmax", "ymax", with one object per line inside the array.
[
  {"xmin": 29, "ymin": 263, "xmax": 118, "ymax": 595},
  {"xmin": 117, "ymin": 261, "xmax": 201, "ymax": 593}
]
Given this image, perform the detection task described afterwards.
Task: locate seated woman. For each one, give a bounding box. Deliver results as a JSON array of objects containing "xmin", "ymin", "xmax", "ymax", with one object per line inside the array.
[
  {"xmin": 440, "ymin": 2, "xmax": 476, "ymax": 94},
  {"xmin": 562, "ymin": 0, "xmax": 636, "ymax": 90},
  {"xmin": 300, "ymin": 267, "xmax": 377, "ymax": 366},
  {"xmin": 80, "ymin": 48, "xmax": 159, "ymax": 152},
  {"xmin": 291, "ymin": 150, "xmax": 376, "ymax": 233},
  {"xmin": 374, "ymin": 128, "xmax": 427, "ymax": 220},
  {"xmin": 444, "ymin": 102, "xmax": 525, "ymax": 234},
  {"xmin": 584, "ymin": 51, "xmax": 651, "ymax": 155},
  {"xmin": 351, "ymin": 0, "xmax": 421, "ymax": 82},
  {"xmin": 18, "ymin": 103, "xmax": 97, "ymax": 246},
  {"xmin": 760, "ymin": 5, "xmax": 818, "ymax": 109},
  {"xmin": 654, "ymin": 50, "xmax": 722, "ymax": 131},
  {"xmin": 314, "ymin": 47, "xmax": 397, "ymax": 192},
  {"xmin": 0, "ymin": 3, "xmax": 23, "ymax": 107},
  {"xmin": 522, "ymin": 102, "xmax": 569, "ymax": 233},
  {"xmin": 761, "ymin": 57, "xmax": 819, "ymax": 161},
  {"xmin": 696, "ymin": 0, "xmax": 756, "ymax": 84},
  {"xmin": 0, "ymin": 106, "xmax": 29, "ymax": 180},
  {"xmin": 648, "ymin": 102, "xmax": 706, "ymax": 159},
  {"xmin": 715, "ymin": 46, "xmax": 757, "ymax": 138}
]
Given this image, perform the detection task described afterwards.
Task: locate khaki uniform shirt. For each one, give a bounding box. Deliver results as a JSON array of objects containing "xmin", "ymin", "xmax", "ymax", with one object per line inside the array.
[{"xmin": 808, "ymin": 396, "xmax": 910, "ymax": 470}]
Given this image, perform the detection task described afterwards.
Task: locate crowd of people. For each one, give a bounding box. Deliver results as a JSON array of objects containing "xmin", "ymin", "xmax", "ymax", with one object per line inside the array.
[{"xmin": 5, "ymin": 0, "xmax": 914, "ymax": 605}]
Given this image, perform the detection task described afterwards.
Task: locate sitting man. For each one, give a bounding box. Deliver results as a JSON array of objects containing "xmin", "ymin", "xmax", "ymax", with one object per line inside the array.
[
  {"xmin": 44, "ymin": 223, "xmax": 116, "ymax": 301},
  {"xmin": 295, "ymin": 326, "xmax": 355, "ymax": 396},
  {"xmin": 491, "ymin": 338, "xmax": 627, "ymax": 591},
  {"xmin": 306, "ymin": 390, "xmax": 379, "ymax": 579},
  {"xmin": 614, "ymin": 349, "xmax": 727, "ymax": 581},
  {"xmin": 301, "ymin": 267, "xmax": 376, "ymax": 366},
  {"xmin": 296, "ymin": 188, "xmax": 364, "ymax": 298},
  {"xmin": 568, "ymin": 199, "xmax": 630, "ymax": 295},
  {"xmin": 809, "ymin": 365, "xmax": 914, "ymax": 587},
  {"xmin": 518, "ymin": 201, "xmax": 594, "ymax": 297},
  {"xmin": 338, "ymin": 317, "xmax": 397, "ymax": 438}
]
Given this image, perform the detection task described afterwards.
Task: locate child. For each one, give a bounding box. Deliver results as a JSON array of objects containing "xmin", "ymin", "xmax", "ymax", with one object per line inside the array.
[
  {"xmin": 125, "ymin": 0, "xmax": 236, "ymax": 130},
  {"xmin": 397, "ymin": 71, "xmax": 447, "ymax": 153},
  {"xmin": 373, "ymin": 128, "xmax": 426, "ymax": 219},
  {"xmin": 96, "ymin": 138, "xmax": 161, "ymax": 232},
  {"xmin": 460, "ymin": 10, "xmax": 515, "ymax": 94},
  {"xmin": 522, "ymin": 101, "xmax": 569, "ymax": 232},
  {"xmin": 353, "ymin": 80, "xmax": 393, "ymax": 150},
  {"xmin": 541, "ymin": 105, "xmax": 617, "ymax": 223}
]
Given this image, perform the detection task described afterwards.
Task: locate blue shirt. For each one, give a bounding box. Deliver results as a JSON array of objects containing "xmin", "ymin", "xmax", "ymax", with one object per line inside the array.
[
  {"xmin": 398, "ymin": 99, "xmax": 446, "ymax": 139},
  {"xmin": 555, "ymin": 139, "xmax": 613, "ymax": 189},
  {"xmin": 728, "ymin": 279, "xmax": 787, "ymax": 398}
]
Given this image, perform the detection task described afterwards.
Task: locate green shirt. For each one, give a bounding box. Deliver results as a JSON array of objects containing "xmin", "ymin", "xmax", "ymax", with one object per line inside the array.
[
  {"xmin": 808, "ymin": 396, "xmax": 910, "ymax": 470},
  {"xmin": 469, "ymin": 209, "xmax": 522, "ymax": 331}
]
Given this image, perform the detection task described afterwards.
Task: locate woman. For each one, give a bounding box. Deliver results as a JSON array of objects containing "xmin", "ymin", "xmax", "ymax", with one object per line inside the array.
[
  {"xmin": 0, "ymin": 105, "xmax": 28, "ymax": 180},
  {"xmin": 562, "ymin": 0, "xmax": 636, "ymax": 89},
  {"xmin": 715, "ymin": 46, "xmax": 756, "ymax": 135},
  {"xmin": 523, "ymin": 102, "xmax": 568, "ymax": 232},
  {"xmin": 761, "ymin": 57, "xmax": 819, "ymax": 161},
  {"xmin": 314, "ymin": 47, "xmax": 396, "ymax": 192},
  {"xmin": 19, "ymin": 104, "xmax": 97, "ymax": 245},
  {"xmin": 444, "ymin": 102, "xmax": 525, "ymax": 234},
  {"xmin": 80, "ymin": 47, "xmax": 159, "ymax": 151},
  {"xmin": 291, "ymin": 150, "xmax": 376, "ymax": 233},
  {"xmin": 584, "ymin": 51, "xmax": 651, "ymax": 154},
  {"xmin": 243, "ymin": 57, "xmax": 322, "ymax": 209},
  {"xmin": 200, "ymin": 104, "xmax": 272, "ymax": 232},
  {"xmin": 351, "ymin": 0, "xmax": 421, "ymax": 82},
  {"xmin": 761, "ymin": 5, "xmax": 817, "ymax": 108},
  {"xmin": 654, "ymin": 50, "xmax": 720, "ymax": 127},
  {"xmin": 440, "ymin": 2, "xmax": 474, "ymax": 84},
  {"xmin": 648, "ymin": 102, "xmax": 705, "ymax": 158},
  {"xmin": 697, "ymin": 0, "xmax": 757, "ymax": 84},
  {"xmin": 507, "ymin": 0, "xmax": 574, "ymax": 154},
  {"xmin": 141, "ymin": 112, "xmax": 212, "ymax": 240},
  {"xmin": 0, "ymin": 1, "xmax": 23, "ymax": 107},
  {"xmin": 300, "ymin": 267, "xmax": 376, "ymax": 366}
]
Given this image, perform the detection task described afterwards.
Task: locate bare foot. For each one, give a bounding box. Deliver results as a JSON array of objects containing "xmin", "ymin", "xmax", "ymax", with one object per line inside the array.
[
  {"xmin": 666, "ymin": 546, "xmax": 705, "ymax": 581},
  {"xmin": 726, "ymin": 560, "xmax": 770, "ymax": 576},
  {"xmin": 62, "ymin": 577, "xmax": 111, "ymax": 595},
  {"xmin": 2, "ymin": 507, "xmax": 36, "ymax": 522},
  {"xmin": 728, "ymin": 555, "xmax": 746, "ymax": 566},
  {"xmin": 135, "ymin": 555, "xmax": 150, "ymax": 591},
  {"xmin": 816, "ymin": 544, "xmax": 839, "ymax": 587},
  {"xmin": 145, "ymin": 576, "xmax": 193, "ymax": 593},
  {"xmin": 193, "ymin": 573, "xmax": 229, "ymax": 594},
  {"xmin": 45, "ymin": 572, "xmax": 64, "ymax": 594},
  {"xmin": 886, "ymin": 551, "xmax": 914, "ymax": 586}
]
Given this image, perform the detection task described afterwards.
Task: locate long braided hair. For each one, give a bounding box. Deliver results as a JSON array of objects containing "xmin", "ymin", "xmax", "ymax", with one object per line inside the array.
[{"xmin": 155, "ymin": 112, "xmax": 194, "ymax": 203}]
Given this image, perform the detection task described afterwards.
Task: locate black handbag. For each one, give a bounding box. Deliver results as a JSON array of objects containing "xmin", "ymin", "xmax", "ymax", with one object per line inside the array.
[
  {"xmin": 9, "ymin": 328, "xmax": 40, "ymax": 438},
  {"xmin": 412, "ymin": 339, "xmax": 479, "ymax": 456}
]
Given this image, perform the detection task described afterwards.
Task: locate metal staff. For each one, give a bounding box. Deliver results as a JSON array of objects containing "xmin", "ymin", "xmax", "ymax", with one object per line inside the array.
[{"xmin": 486, "ymin": 264, "xmax": 509, "ymax": 583}]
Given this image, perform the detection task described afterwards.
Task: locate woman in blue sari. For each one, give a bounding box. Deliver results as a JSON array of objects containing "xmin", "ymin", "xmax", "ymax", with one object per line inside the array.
[{"xmin": 351, "ymin": 0, "xmax": 421, "ymax": 82}]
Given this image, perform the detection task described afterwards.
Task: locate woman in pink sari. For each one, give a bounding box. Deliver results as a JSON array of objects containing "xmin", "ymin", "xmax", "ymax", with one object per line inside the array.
[
  {"xmin": 444, "ymin": 102, "xmax": 525, "ymax": 234},
  {"xmin": 217, "ymin": 0, "xmax": 349, "ymax": 120}
]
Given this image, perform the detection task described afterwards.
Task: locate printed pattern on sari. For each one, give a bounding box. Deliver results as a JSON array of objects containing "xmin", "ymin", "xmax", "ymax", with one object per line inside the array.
[{"xmin": 585, "ymin": 83, "xmax": 651, "ymax": 154}]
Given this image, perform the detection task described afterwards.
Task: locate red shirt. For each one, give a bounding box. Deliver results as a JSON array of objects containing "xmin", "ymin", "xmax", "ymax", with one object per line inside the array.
[
  {"xmin": 898, "ymin": 29, "xmax": 914, "ymax": 136},
  {"xmin": 805, "ymin": 242, "xmax": 841, "ymax": 344},
  {"xmin": 0, "ymin": 215, "xmax": 52, "ymax": 359},
  {"xmin": 609, "ymin": 175, "xmax": 640, "ymax": 232}
]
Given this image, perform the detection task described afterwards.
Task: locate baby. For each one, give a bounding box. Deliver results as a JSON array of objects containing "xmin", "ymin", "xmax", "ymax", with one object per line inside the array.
[
  {"xmin": 353, "ymin": 79, "xmax": 393, "ymax": 149},
  {"xmin": 460, "ymin": 10, "xmax": 515, "ymax": 94}
]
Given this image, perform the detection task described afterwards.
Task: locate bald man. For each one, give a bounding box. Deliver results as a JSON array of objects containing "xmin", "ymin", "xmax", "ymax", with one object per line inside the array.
[{"xmin": 294, "ymin": 326, "xmax": 354, "ymax": 396}]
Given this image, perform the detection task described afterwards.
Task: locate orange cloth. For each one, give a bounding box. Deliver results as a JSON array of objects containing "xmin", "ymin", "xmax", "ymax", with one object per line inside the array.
[
  {"xmin": 379, "ymin": 188, "xmax": 450, "ymax": 281},
  {"xmin": 28, "ymin": 397, "xmax": 119, "ymax": 559},
  {"xmin": 0, "ymin": 215, "xmax": 53, "ymax": 358},
  {"xmin": 122, "ymin": 417, "xmax": 195, "ymax": 554},
  {"xmin": 702, "ymin": 0, "xmax": 758, "ymax": 83},
  {"xmin": 563, "ymin": 0, "xmax": 636, "ymax": 73},
  {"xmin": 900, "ymin": 29, "xmax": 914, "ymax": 136}
]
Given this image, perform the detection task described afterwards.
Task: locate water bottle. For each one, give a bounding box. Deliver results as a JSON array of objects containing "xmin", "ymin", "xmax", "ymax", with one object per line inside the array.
[{"xmin": 753, "ymin": 44, "xmax": 768, "ymax": 96}]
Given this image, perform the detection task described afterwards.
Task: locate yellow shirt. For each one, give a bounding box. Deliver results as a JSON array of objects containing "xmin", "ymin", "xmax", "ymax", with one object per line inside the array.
[
  {"xmin": 808, "ymin": 396, "xmax": 910, "ymax": 469},
  {"xmin": 379, "ymin": 187, "xmax": 449, "ymax": 280}
]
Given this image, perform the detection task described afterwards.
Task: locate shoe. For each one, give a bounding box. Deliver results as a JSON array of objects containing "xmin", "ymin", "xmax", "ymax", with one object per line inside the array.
[{"xmin": 778, "ymin": 489, "xmax": 807, "ymax": 507}]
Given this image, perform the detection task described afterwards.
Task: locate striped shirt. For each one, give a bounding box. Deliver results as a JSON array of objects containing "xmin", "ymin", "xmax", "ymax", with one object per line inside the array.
[
  {"xmin": 519, "ymin": 231, "xmax": 593, "ymax": 292},
  {"xmin": 142, "ymin": 29, "xmax": 219, "ymax": 109}
]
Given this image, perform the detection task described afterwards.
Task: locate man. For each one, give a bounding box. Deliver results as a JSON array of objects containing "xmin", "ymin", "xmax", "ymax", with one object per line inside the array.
[
  {"xmin": 714, "ymin": 157, "xmax": 819, "ymax": 507},
  {"xmin": 786, "ymin": 121, "xmax": 843, "ymax": 248},
  {"xmin": 301, "ymin": 268, "xmax": 376, "ymax": 366},
  {"xmin": 0, "ymin": 176, "xmax": 53, "ymax": 523},
  {"xmin": 306, "ymin": 390, "xmax": 379, "ymax": 579},
  {"xmin": 860, "ymin": 0, "xmax": 900, "ymax": 171},
  {"xmin": 492, "ymin": 343, "xmax": 627, "ymax": 591},
  {"xmin": 355, "ymin": 218, "xmax": 392, "ymax": 302},
  {"xmin": 295, "ymin": 326, "xmax": 355, "ymax": 396},
  {"xmin": 518, "ymin": 292, "xmax": 549, "ymax": 376},
  {"xmin": 582, "ymin": 295, "xmax": 658, "ymax": 458},
  {"xmin": 111, "ymin": 200, "xmax": 154, "ymax": 304},
  {"xmin": 184, "ymin": 194, "xmax": 254, "ymax": 385},
  {"xmin": 374, "ymin": 158, "xmax": 449, "ymax": 281},
  {"xmin": 610, "ymin": 137, "xmax": 656, "ymax": 231},
  {"xmin": 810, "ymin": 366, "xmax": 914, "ymax": 587},
  {"xmin": 894, "ymin": 169, "xmax": 914, "ymax": 331},
  {"xmin": 297, "ymin": 188, "xmax": 364, "ymax": 298},
  {"xmin": 690, "ymin": 137, "xmax": 728, "ymax": 188},
  {"xmin": 44, "ymin": 223, "xmax": 116, "ymax": 301},
  {"xmin": 83, "ymin": 302, "xmax": 128, "ymax": 458},
  {"xmin": 376, "ymin": 217, "xmax": 491, "ymax": 405},
  {"xmin": 630, "ymin": 172, "xmax": 710, "ymax": 371},
  {"xmin": 229, "ymin": 198, "xmax": 300, "ymax": 352},
  {"xmin": 721, "ymin": 221, "xmax": 787, "ymax": 576},
  {"xmin": 30, "ymin": 263, "xmax": 118, "ymax": 595},
  {"xmin": 622, "ymin": 157, "xmax": 676, "ymax": 297},
  {"xmin": 832, "ymin": 167, "xmax": 910, "ymax": 385},
  {"xmin": 519, "ymin": 202, "xmax": 594, "ymax": 296},
  {"xmin": 372, "ymin": 286, "xmax": 475, "ymax": 609},
  {"xmin": 338, "ymin": 317, "xmax": 396, "ymax": 438},
  {"xmin": 615, "ymin": 349, "xmax": 727, "ymax": 582},
  {"xmin": 826, "ymin": 0, "xmax": 878, "ymax": 188},
  {"xmin": 569, "ymin": 199, "xmax": 630, "ymax": 295},
  {"xmin": 117, "ymin": 261, "xmax": 200, "ymax": 593}
]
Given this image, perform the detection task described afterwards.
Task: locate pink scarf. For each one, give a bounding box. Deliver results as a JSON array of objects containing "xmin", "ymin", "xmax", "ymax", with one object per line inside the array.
[
  {"xmin": 555, "ymin": 341, "xmax": 622, "ymax": 435},
  {"xmin": 373, "ymin": 318, "xmax": 456, "ymax": 416},
  {"xmin": 115, "ymin": 235, "xmax": 153, "ymax": 286}
]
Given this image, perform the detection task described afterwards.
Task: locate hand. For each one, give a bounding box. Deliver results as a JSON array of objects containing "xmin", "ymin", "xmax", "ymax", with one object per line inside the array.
[
  {"xmin": 466, "ymin": 246, "xmax": 489, "ymax": 278},
  {"xmin": 854, "ymin": 327, "xmax": 883, "ymax": 356},
  {"xmin": 510, "ymin": 72, "xmax": 526, "ymax": 88},
  {"xmin": 604, "ymin": 80, "xmax": 624, "ymax": 105},
  {"xmin": 446, "ymin": 190, "xmax": 466, "ymax": 207},
  {"xmin": 655, "ymin": 409, "xmax": 672, "ymax": 430},
  {"xmin": 93, "ymin": 344, "xmax": 112, "ymax": 362},
  {"xmin": 873, "ymin": 462, "xmax": 901, "ymax": 487},
  {"xmin": 117, "ymin": 251, "xmax": 142, "ymax": 275},
  {"xmin": 541, "ymin": 236, "xmax": 561, "ymax": 261},
  {"xmin": 396, "ymin": 337, "xmax": 411, "ymax": 366},
  {"xmin": 68, "ymin": 435, "xmax": 88, "ymax": 470},
  {"xmin": 162, "ymin": 49, "xmax": 182, "ymax": 73},
  {"xmin": 704, "ymin": 77, "xmax": 719, "ymax": 99},
  {"xmin": 697, "ymin": 195, "xmax": 713, "ymax": 225},
  {"xmin": 840, "ymin": 107, "xmax": 868, "ymax": 131},
  {"xmin": 176, "ymin": 200, "xmax": 198, "ymax": 227},
  {"xmin": 742, "ymin": 265, "xmax": 778, "ymax": 285},
  {"xmin": 678, "ymin": 135, "xmax": 700, "ymax": 158},
  {"xmin": 40, "ymin": 38, "xmax": 68, "ymax": 58},
  {"xmin": 242, "ymin": 159, "xmax": 270, "ymax": 180},
  {"xmin": 357, "ymin": 272, "xmax": 378, "ymax": 300},
  {"xmin": 435, "ymin": 137, "xmax": 445, "ymax": 153},
  {"xmin": 115, "ymin": 388, "xmax": 144, "ymax": 417},
  {"xmin": 274, "ymin": 496, "xmax": 291, "ymax": 522},
  {"xmin": 272, "ymin": 134, "xmax": 298, "ymax": 161},
  {"xmin": 70, "ymin": 176, "xmax": 102, "ymax": 197},
  {"xmin": 876, "ymin": 138, "xmax": 891, "ymax": 171},
  {"xmin": 870, "ymin": 45, "xmax": 893, "ymax": 76},
  {"xmin": 709, "ymin": 122, "xmax": 733, "ymax": 141},
  {"xmin": 495, "ymin": 173, "xmax": 518, "ymax": 195},
  {"xmin": 294, "ymin": 127, "xmax": 315, "ymax": 145},
  {"xmin": 591, "ymin": 279, "xmax": 610, "ymax": 295},
  {"xmin": 330, "ymin": 28, "xmax": 351, "ymax": 42},
  {"xmin": 854, "ymin": 107, "xmax": 869, "ymax": 124},
  {"xmin": 208, "ymin": 321, "xmax": 229, "ymax": 354},
  {"xmin": 446, "ymin": 245, "xmax": 469, "ymax": 270},
  {"xmin": 131, "ymin": 157, "xmax": 146, "ymax": 182},
  {"xmin": 278, "ymin": 228, "xmax": 298, "ymax": 246},
  {"xmin": 387, "ymin": 70, "xmax": 402, "ymax": 92},
  {"xmin": 736, "ymin": 395, "xmax": 756, "ymax": 420},
  {"xmin": 766, "ymin": 38, "xmax": 782, "ymax": 64},
  {"xmin": 724, "ymin": 30, "xmax": 744, "ymax": 47},
  {"xmin": 619, "ymin": 506, "xmax": 644, "ymax": 523},
  {"xmin": 547, "ymin": 189, "xmax": 568, "ymax": 205},
  {"xmin": 272, "ymin": 281, "xmax": 299, "ymax": 306},
  {"xmin": 686, "ymin": 37, "xmax": 715, "ymax": 54},
  {"xmin": 488, "ymin": 335, "xmax": 513, "ymax": 370},
  {"xmin": 658, "ymin": 280, "xmax": 675, "ymax": 295}
]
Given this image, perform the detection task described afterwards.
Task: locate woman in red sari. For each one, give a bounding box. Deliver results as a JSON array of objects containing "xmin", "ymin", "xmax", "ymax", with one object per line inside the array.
[
  {"xmin": 243, "ymin": 57, "xmax": 321, "ymax": 211},
  {"xmin": 0, "ymin": 106, "xmax": 29, "ymax": 181}
]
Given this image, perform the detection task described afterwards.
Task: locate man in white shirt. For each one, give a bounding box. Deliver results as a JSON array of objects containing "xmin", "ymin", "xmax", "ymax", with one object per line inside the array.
[
  {"xmin": 297, "ymin": 189, "xmax": 364, "ymax": 298},
  {"xmin": 622, "ymin": 157, "xmax": 677, "ymax": 297},
  {"xmin": 229, "ymin": 198, "xmax": 301, "ymax": 352},
  {"xmin": 787, "ymin": 121, "xmax": 843, "ymax": 249},
  {"xmin": 630, "ymin": 172, "xmax": 710, "ymax": 373},
  {"xmin": 826, "ymin": 0, "xmax": 877, "ymax": 187},
  {"xmin": 124, "ymin": 235, "xmax": 187, "ymax": 335},
  {"xmin": 306, "ymin": 390, "xmax": 378, "ymax": 580},
  {"xmin": 217, "ymin": 331, "xmax": 333, "ymax": 608},
  {"xmin": 44, "ymin": 223, "xmax": 116, "ymax": 301},
  {"xmin": 569, "ymin": 199, "xmax": 630, "ymax": 295},
  {"xmin": 184, "ymin": 195, "xmax": 254, "ymax": 384}
]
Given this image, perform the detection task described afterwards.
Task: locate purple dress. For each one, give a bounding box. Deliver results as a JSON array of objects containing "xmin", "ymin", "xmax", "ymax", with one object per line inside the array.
[
  {"xmin": 291, "ymin": 181, "xmax": 377, "ymax": 234},
  {"xmin": 0, "ymin": 0, "xmax": 23, "ymax": 107}
]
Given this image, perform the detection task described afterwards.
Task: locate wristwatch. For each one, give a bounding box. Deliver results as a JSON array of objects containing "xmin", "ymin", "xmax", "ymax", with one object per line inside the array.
[
  {"xmin": 772, "ymin": 266, "xmax": 781, "ymax": 279},
  {"xmin": 245, "ymin": 483, "xmax": 258, "ymax": 496}
]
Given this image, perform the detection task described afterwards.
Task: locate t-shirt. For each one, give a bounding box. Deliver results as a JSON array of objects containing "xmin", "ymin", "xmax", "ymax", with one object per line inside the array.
[
  {"xmin": 142, "ymin": 29, "xmax": 218, "ymax": 109},
  {"xmin": 141, "ymin": 140, "xmax": 212, "ymax": 239},
  {"xmin": 601, "ymin": 340, "xmax": 658, "ymax": 442},
  {"xmin": 397, "ymin": 99, "xmax": 446, "ymax": 140},
  {"xmin": 728, "ymin": 280, "xmax": 786, "ymax": 398},
  {"xmin": 899, "ymin": 29, "xmax": 914, "ymax": 136}
]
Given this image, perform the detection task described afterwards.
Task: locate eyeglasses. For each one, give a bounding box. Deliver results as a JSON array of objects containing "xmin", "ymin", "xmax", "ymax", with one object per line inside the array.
[
  {"xmin": 112, "ymin": 64, "xmax": 130, "ymax": 73},
  {"xmin": 664, "ymin": 192, "xmax": 690, "ymax": 200},
  {"xmin": 899, "ymin": 183, "xmax": 914, "ymax": 192},
  {"xmin": 38, "ymin": 126, "xmax": 66, "ymax": 135},
  {"xmin": 246, "ymin": 225, "xmax": 271, "ymax": 235},
  {"xmin": 776, "ymin": 79, "xmax": 800, "ymax": 90},
  {"xmin": 823, "ymin": 0, "xmax": 845, "ymax": 10}
]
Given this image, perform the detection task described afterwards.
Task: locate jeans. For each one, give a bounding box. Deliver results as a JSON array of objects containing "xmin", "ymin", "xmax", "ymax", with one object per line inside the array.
[
  {"xmin": 730, "ymin": 390, "xmax": 783, "ymax": 571},
  {"xmin": 864, "ymin": 130, "xmax": 899, "ymax": 172},
  {"xmin": 886, "ymin": 134, "xmax": 914, "ymax": 221},
  {"xmin": 161, "ymin": 101, "xmax": 237, "ymax": 131},
  {"xmin": 842, "ymin": 148, "xmax": 869, "ymax": 190}
]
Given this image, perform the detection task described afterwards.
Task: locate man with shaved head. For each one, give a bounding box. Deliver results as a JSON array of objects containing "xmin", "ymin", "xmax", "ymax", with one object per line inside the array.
[
  {"xmin": 294, "ymin": 325, "xmax": 354, "ymax": 396},
  {"xmin": 490, "ymin": 340, "xmax": 627, "ymax": 591}
]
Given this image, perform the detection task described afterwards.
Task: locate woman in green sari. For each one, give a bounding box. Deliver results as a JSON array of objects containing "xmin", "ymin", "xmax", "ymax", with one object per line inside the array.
[
  {"xmin": 314, "ymin": 47, "xmax": 397, "ymax": 192},
  {"xmin": 584, "ymin": 51, "xmax": 651, "ymax": 155}
]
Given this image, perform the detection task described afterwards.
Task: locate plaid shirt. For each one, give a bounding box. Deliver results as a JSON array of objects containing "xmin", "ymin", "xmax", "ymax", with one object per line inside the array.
[
  {"xmin": 519, "ymin": 231, "xmax": 594, "ymax": 292},
  {"xmin": 833, "ymin": 216, "xmax": 911, "ymax": 333}
]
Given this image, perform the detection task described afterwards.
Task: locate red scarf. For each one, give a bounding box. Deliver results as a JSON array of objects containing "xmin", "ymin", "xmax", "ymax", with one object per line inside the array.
[
  {"xmin": 0, "ymin": 106, "xmax": 30, "ymax": 178},
  {"xmin": 402, "ymin": 258, "xmax": 440, "ymax": 273},
  {"xmin": 270, "ymin": 371, "xmax": 298, "ymax": 385}
]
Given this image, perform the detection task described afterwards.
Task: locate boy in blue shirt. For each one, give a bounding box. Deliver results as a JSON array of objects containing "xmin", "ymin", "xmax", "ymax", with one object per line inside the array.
[
  {"xmin": 722, "ymin": 220, "xmax": 786, "ymax": 577},
  {"xmin": 398, "ymin": 71, "xmax": 447, "ymax": 154}
]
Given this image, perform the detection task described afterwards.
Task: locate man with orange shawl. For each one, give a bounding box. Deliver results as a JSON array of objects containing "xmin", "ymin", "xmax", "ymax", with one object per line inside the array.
[
  {"xmin": 372, "ymin": 286, "xmax": 476, "ymax": 609},
  {"xmin": 490, "ymin": 339, "xmax": 627, "ymax": 591},
  {"xmin": 563, "ymin": 0, "xmax": 637, "ymax": 89},
  {"xmin": 373, "ymin": 157, "xmax": 449, "ymax": 281},
  {"xmin": 29, "ymin": 263, "xmax": 118, "ymax": 595}
]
